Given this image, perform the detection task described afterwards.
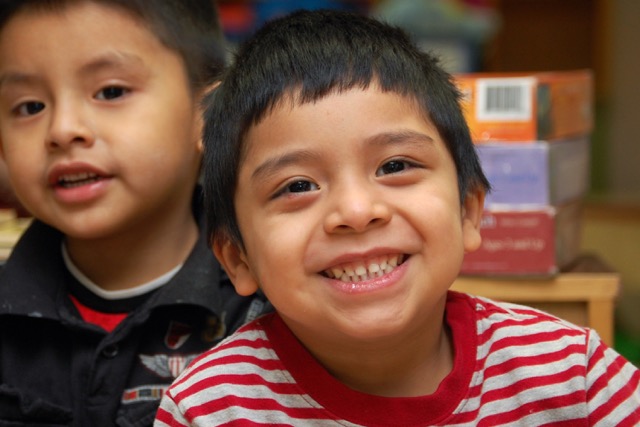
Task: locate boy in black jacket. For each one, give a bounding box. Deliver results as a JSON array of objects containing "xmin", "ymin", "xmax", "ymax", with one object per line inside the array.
[{"xmin": 0, "ymin": 1, "xmax": 269, "ymax": 425}]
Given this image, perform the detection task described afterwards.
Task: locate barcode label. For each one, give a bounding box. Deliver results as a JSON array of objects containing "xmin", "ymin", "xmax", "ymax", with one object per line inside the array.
[{"xmin": 476, "ymin": 77, "xmax": 534, "ymax": 121}]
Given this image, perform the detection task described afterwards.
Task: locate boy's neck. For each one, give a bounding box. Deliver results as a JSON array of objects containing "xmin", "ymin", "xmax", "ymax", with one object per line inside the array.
[
  {"xmin": 335, "ymin": 325, "xmax": 453, "ymax": 397},
  {"xmin": 286, "ymin": 304, "xmax": 454, "ymax": 397},
  {"xmin": 64, "ymin": 210, "xmax": 199, "ymax": 292}
]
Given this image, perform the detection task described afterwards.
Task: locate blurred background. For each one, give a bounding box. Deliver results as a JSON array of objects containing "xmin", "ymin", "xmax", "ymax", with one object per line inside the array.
[
  {"xmin": 0, "ymin": 0, "xmax": 636, "ymax": 361},
  {"xmin": 217, "ymin": 0, "xmax": 640, "ymax": 200},
  {"xmin": 216, "ymin": 0, "xmax": 640, "ymax": 361}
]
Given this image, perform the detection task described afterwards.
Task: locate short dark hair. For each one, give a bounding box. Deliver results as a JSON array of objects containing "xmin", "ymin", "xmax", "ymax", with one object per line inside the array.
[
  {"xmin": 0, "ymin": 0, "xmax": 226, "ymax": 90},
  {"xmin": 203, "ymin": 9, "xmax": 490, "ymax": 246}
]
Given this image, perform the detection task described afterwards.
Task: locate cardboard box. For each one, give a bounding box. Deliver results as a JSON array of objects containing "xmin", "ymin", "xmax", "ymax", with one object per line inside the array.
[
  {"xmin": 461, "ymin": 202, "xmax": 582, "ymax": 276},
  {"xmin": 477, "ymin": 136, "xmax": 590, "ymax": 207},
  {"xmin": 455, "ymin": 70, "xmax": 593, "ymax": 142}
]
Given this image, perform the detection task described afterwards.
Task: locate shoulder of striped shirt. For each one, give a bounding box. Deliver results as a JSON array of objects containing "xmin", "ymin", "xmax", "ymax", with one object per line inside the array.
[
  {"xmin": 469, "ymin": 293, "xmax": 588, "ymax": 332},
  {"xmin": 177, "ymin": 321, "xmax": 271, "ymax": 374}
]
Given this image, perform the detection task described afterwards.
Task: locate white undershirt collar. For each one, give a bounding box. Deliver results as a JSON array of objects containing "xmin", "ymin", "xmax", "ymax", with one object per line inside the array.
[{"xmin": 61, "ymin": 242, "xmax": 182, "ymax": 300}]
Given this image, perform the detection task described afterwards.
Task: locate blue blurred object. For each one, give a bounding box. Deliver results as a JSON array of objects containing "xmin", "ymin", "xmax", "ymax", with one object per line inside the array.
[
  {"xmin": 220, "ymin": 0, "xmax": 371, "ymax": 44},
  {"xmin": 372, "ymin": 0, "xmax": 499, "ymax": 73},
  {"xmin": 255, "ymin": 0, "xmax": 362, "ymax": 27}
]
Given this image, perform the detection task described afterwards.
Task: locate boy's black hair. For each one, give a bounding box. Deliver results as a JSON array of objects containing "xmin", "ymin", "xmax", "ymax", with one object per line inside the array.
[
  {"xmin": 0, "ymin": 0, "xmax": 226, "ymax": 89},
  {"xmin": 203, "ymin": 9, "xmax": 490, "ymax": 247}
]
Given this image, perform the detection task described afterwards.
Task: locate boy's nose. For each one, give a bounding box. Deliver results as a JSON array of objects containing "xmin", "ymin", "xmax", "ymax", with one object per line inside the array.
[
  {"xmin": 323, "ymin": 181, "xmax": 392, "ymax": 234},
  {"xmin": 46, "ymin": 101, "xmax": 95, "ymax": 150}
]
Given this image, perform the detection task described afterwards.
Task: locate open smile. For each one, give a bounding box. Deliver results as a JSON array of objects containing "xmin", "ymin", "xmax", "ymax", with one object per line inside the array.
[{"xmin": 323, "ymin": 254, "xmax": 407, "ymax": 282}]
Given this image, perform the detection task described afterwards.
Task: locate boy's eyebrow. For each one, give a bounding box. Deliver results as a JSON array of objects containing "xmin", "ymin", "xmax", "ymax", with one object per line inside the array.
[
  {"xmin": 249, "ymin": 130, "xmax": 436, "ymax": 183},
  {"xmin": 0, "ymin": 72, "xmax": 35, "ymax": 89},
  {"xmin": 78, "ymin": 51, "xmax": 147, "ymax": 76},
  {"xmin": 369, "ymin": 130, "xmax": 436, "ymax": 147},
  {"xmin": 251, "ymin": 150, "xmax": 321, "ymax": 183}
]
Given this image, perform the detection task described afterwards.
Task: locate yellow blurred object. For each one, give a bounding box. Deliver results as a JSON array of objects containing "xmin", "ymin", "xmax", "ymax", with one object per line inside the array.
[{"xmin": 0, "ymin": 209, "xmax": 31, "ymax": 261}]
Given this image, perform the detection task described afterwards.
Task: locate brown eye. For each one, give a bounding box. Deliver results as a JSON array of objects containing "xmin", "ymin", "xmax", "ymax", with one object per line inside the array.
[
  {"xmin": 96, "ymin": 86, "xmax": 128, "ymax": 100},
  {"xmin": 377, "ymin": 160, "xmax": 407, "ymax": 176},
  {"xmin": 16, "ymin": 101, "xmax": 45, "ymax": 116},
  {"xmin": 286, "ymin": 180, "xmax": 318, "ymax": 193}
]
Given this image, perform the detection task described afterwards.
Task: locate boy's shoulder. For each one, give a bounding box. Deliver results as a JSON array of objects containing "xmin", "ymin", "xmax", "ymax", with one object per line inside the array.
[
  {"xmin": 184, "ymin": 312, "xmax": 275, "ymax": 365},
  {"xmin": 0, "ymin": 220, "xmax": 65, "ymax": 309},
  {"xmin": 447, "ymin": 290, "xmax": 592, "ymax": 350},
  {"xmin": 167, "ymin": 313, "xmax": 277, "ymax": 390},
  {"xmin": 449, "ymin": 290, "xmax": 587, "ymax": 331}
]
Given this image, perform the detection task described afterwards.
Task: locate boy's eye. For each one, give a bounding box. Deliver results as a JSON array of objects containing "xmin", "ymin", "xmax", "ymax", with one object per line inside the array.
[
  {"xmin": 285, "ymin": 180, "xmax": 319, "ymax": 194},
  {"xmin": 376, "ymin": 160, "xmax": 409, "ymax": 176},
  {"xmin": 95, "ymin": 86, "xmax": 128, "ymax": 101},
  {"xmin": 14, "ymin": 101, "xmax": 45, "ymax": 117}
]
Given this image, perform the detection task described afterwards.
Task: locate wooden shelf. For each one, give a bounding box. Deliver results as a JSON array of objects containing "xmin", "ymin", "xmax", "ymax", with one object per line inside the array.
[{"xmin": 452, "ymin": 254, "xmax": 620, "ymax": 346}]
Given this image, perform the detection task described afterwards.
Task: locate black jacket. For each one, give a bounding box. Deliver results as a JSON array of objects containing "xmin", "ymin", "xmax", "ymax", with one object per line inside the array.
[{"xmin": 0, "ymin": 198, "xmax": 269, "ymax": 426}]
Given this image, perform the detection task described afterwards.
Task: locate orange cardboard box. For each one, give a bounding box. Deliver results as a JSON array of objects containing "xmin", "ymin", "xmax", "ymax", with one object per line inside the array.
[{"xmin": 455, "ymin": 70, "xmax": 593, "ymax": 143}]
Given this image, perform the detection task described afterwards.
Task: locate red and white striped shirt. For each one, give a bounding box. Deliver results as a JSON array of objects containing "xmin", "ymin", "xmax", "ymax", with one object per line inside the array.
[{"xmin": 155, "ymin": 291, "xmax": 640, "ymax": 426}]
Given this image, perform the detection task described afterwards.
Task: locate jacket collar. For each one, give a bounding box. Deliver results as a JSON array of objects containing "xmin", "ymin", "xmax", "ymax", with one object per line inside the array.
[{"xmin": 0, "ymin": 189, "xmax": 224, "ymax": 320}]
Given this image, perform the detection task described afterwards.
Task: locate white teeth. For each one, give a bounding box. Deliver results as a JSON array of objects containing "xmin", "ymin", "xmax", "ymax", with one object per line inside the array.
[
  {"xmin": 61, "ymin": 172, "xmax": 95, "ymax": 181},
  {"xmin": 344, "ymin": 266, "xmax": 355, "ymax": 278},
  {"xmin": 383, "ymin": 259, "xmax": 395, "ymax": 274},
  {"xmin": 325, "ymin": 255, "xmax": 404, "ymax": 282},
  {"xmin": 58, "ymin": 172, "xmax": 100, "ymax": 188}
]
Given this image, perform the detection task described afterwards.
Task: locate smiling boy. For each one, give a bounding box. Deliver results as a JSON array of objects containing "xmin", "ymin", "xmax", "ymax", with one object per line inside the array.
[
  {"xmin": 0, "ymin": 1, "xmax": 268, "ymax": 425},
  {"xmin": 156, "ymin": 9, "xmax": 640, "ymax": 427}
]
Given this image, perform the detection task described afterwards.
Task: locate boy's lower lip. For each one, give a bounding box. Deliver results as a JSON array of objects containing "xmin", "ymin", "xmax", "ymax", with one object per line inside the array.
[
  {"xmin": 326, "ymin": 258, "xmax": 408, "ymax": 295},
  {"xmin": 52, "ymin": 177, "xmax": 111, "ymax": 204}
]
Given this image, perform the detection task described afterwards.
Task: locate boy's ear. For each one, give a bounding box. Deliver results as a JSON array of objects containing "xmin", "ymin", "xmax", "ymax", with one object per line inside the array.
[
  {"xmin": 212, "ymin": 236, "xmax": 260, "ymax": 296},
  {"xmin": 461, "ymin": 187, "xmax": 485, "ymax": 253}
]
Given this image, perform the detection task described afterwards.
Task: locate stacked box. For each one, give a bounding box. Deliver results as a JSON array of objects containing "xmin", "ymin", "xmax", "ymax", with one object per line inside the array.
[
  {"xmin": 461, "ymin": 202, "xmax": 583, "ymax": 276},
  {"xmin": 456, "ymin": 70, "xmax": 593, "ymax": 142},
  {"xmin": 455, "ymin": 70, "xmax": 593, "ymax": 276},
  {"xmin": 476, "ymin": 136, "xmax": 590, "ymax": 207}
]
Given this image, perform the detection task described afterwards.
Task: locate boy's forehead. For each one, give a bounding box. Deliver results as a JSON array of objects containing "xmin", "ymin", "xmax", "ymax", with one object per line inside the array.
[
  {"xmin": 0, "ymin": 1, "xmax": 193, "ymax": 106},
  {"xmin": 0, "ymin": 2, "xmax": 161, "ymax": 65},
  {"xmin": 1, "ymin": 1, "xmax": 143, "ymax": 35},
  {"xmin": 248, "ymin": 81, "xmax": 423, "ymax": 118},
  {"xmin": 243, "ymin": 85, "xmax": 430, "ymax": 137},
  {"xmin": 2, "ymin": 1, "xmax": 86, "ymax": 27},
  {"xmin": 239, "ymin": 86, "xmax": 440, "ymax": 159}
]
